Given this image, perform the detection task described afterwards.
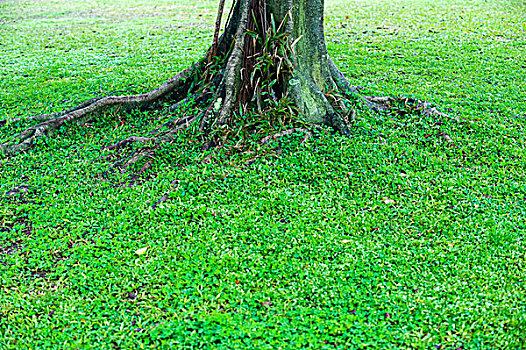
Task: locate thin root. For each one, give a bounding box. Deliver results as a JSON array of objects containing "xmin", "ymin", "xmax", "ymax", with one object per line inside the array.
[
  {"xmin": 261, "ymin": 128, "xmax": 311, "ymax": 144},
  {"xmin": 106, "ymin": 137, "xmax": 157, "ymax": 151}
]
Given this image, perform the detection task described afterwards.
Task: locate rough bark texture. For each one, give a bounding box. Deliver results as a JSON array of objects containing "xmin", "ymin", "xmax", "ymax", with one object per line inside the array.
[
  {"xmin": 193, "ymin": 0, "xmax": 354, "ymax": 136},
  {"xmin": 288, "ymin": 0, "xmax": 342, "ymax": 124}
]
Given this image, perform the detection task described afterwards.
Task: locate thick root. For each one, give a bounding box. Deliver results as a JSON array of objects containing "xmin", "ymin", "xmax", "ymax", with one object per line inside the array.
[
  {"xmin": 0, "ymin": 97, "xmax": 105, "ymax": 128},
  {"xmin": 328, "ymin": 58, "xmax": 386, "ymax": 113},
  {"xmin": 1, "ymin": 69, "xmax": 193, "ymax": 155},
  {"xmin": 199, "ymin": 0, "xmax": 251, "ymax": 133}
]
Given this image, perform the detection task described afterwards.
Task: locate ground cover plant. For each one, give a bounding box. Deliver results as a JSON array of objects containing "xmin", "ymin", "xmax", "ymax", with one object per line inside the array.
[{"xmin": 1, "ymin": 0, "xmax": 525, "ymax": 348}]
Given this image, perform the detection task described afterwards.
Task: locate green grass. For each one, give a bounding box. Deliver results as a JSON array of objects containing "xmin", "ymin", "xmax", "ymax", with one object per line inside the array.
[{"xmin": 1, "ymin": 0, "xmax": 526, "ymax": 348}]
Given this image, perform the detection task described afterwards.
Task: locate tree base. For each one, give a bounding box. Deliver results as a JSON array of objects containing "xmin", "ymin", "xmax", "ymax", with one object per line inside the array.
[{"xmin": 0, "ymin": 0, "xmax": 455, "ymax": 157}]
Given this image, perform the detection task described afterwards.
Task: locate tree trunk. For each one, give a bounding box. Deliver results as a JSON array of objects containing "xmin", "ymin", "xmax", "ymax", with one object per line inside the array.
[
  {"xmin": 271, "ymin": 0, "xmax": 344, "ymax": 124},
  {"xmin": 201, "ymin": 0, "xmax": 352, "ymax": 136}
]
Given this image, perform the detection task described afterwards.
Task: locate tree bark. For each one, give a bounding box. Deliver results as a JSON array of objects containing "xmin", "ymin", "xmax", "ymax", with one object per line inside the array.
[
  {"xmin": 200, "ymin": 0, "xmax": 352, "ymax": 135},
  {"xmin": 276, "ymin": 0, "xmax": 343, "ymax": 125}
]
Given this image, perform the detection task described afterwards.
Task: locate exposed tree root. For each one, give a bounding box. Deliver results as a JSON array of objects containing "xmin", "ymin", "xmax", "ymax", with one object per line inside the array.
[
  {"xmin": 261, "ymin": 127, "xmax": 312, "ymax": 144},
  {"xmin": 150, "ymin": 115, "xmax": 196, "ymax": 137},
  {"xmin": 106, "ymin": 136, "xmax": 158, "ymax": 152},
  {"xmin": 365, "ymin": 96, "xmax": 456, "ymax": 122},
  {"xmin": 364, "ymin": 96, "xmax": 458, "ymax": 147},
  {"xmin": 1, "ymin": 69, "xmax": 194, "ymax": 155},
  {"xmin": 152, "ymin": 179, "xmax": 180, "ymax": 210}
]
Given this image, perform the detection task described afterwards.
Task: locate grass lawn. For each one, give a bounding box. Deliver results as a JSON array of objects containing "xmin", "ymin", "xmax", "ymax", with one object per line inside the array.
[{"xmin": 1, "ymin": 0, "xmax": 525, "ymax": 348}]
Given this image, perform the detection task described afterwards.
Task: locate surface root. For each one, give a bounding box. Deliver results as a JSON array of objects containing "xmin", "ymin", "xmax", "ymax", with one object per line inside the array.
[{"xmin": 1, "ymin": 69, "xmax": 193, "ymax": 155}]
